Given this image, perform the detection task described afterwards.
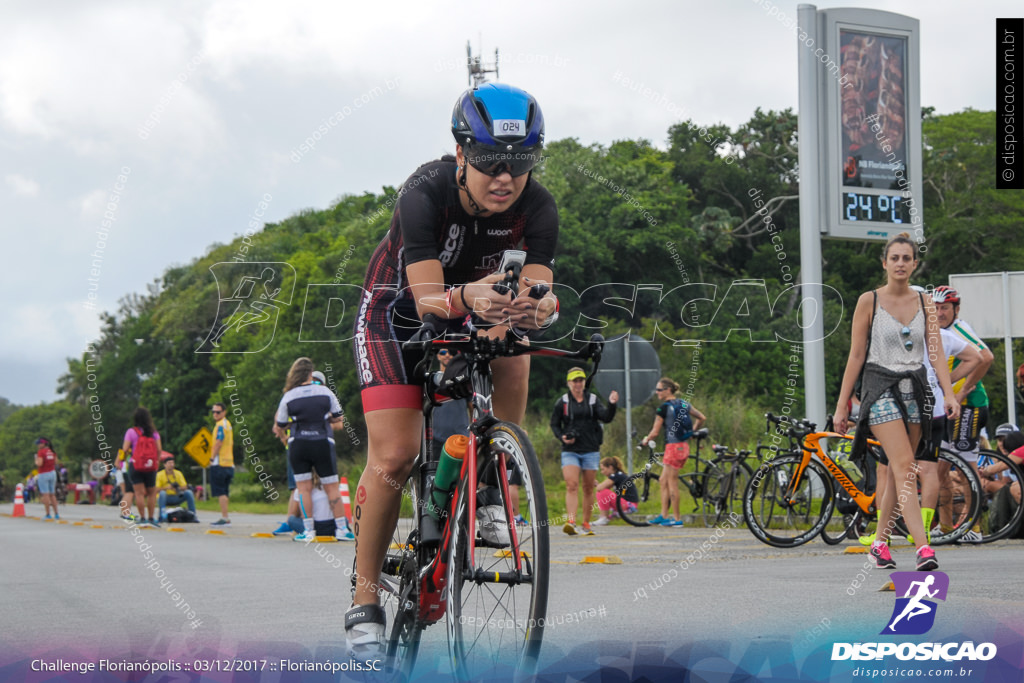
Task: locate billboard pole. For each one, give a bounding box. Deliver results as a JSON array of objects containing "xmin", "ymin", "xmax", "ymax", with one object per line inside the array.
[
  {"xmin": 624, "ymin": 336, "xmax": 633, "ymax": 474},
  {"xmin": 798, "ymin": 3, "xmax": 828, "ymax": 428}
]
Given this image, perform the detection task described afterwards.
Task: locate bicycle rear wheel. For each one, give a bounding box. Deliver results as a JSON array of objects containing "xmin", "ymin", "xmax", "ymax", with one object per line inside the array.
[
  {"xmin": 381, "ymin": 461, "xmax": 423, "ymax": 680},
  {"xmin": 892, "ymin": 448, "xmax": 981, "ymax": 546},
  {"xmin": 975, "ymin": 450, "xmax": 1024, "ymax": 543},
  {"xmin": 743, "ymin": 454, "xmax": 834, "ymax": 548},
  {"xmin": 704, "ymin": 458, "xmax": 753, "ymax": 526},
  {"xmin": 446, "ymin": 422, "xmax": 548, "ymax": 682},
  {"xmin": 678, "ymin": 471, "xmax": 710, "ymax": 525}
]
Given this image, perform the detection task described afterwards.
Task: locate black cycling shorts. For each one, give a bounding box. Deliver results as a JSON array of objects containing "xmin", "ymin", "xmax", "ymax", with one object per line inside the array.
[
  {"xmin": 950, "ymin": 405, "xmax": 988, "ymax": 453},
  {"xmin": 128, "ymin": 464, "xmax": 156, "ymax": 489},
  {"xmin": 289, "ymin": 439, "xmax": 338, "ymax": 484},
  {"xmin": 914, "ymin": 416, "xmax": 947, "ymax": 463}
]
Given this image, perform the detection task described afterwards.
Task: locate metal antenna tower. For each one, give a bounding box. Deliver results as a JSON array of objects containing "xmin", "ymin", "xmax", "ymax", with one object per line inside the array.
[{"xmin": 466, "ymin": 38, "xmax": 499, "ymax": 87}]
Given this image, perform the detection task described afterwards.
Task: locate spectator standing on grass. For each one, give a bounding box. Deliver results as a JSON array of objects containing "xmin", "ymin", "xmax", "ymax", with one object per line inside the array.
[
  {"xmin": 551, "ymin": 368, "xmax": 618, "ymax": 536},
  {"xmin": 122, "ymin": 407, "xmax": 163, "ymax": 528},
  {"xmin": 34, "ymin": 438, "xmax": 60, "ymax": 520},
  {"xmin": 156, "ymin": 454, "xmax": 198, "ymax": 522},
  {"xmin": 209, "ymin": 402, "xmax": 235, "ymax": 527},
  {"xmin": 833, "ymin": 233, "xmax": 959, "ymax": 572},
  {"xmin": 272, "ymin": 357, "xmax": 349, "ymax": 542},
  {"xmin": 642, "ymin": 378, "xmax": 705, "ymax": 527}
]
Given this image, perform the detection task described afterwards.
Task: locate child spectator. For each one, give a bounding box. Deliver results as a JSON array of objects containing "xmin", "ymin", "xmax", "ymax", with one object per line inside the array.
[{"xmin": 592, "ymin": 456, "xmax": 638, "ymax": 526}]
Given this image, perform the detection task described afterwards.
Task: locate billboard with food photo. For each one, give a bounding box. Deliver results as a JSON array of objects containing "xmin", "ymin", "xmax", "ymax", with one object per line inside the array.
[{"xmin": 840, "ymin": 30, "xmax": 909, "ymax": 189}]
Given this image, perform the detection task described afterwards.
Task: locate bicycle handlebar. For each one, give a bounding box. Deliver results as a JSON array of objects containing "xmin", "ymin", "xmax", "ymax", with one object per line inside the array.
[{"xmin": 403, "ymin": 314, "xmax": 605, "ymax": 364}]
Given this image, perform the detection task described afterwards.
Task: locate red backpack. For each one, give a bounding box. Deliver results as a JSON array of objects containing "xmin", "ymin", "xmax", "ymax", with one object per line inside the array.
[{"xmin": 132, "ymin": 427, "xmax": 160, "ymax": 472}]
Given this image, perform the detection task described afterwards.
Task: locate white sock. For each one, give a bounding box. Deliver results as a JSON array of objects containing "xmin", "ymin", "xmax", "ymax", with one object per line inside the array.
[
  {"xmin": 335, "ymin": 517, "xmax": 349, "ymax": 530},
  {"xmin": 303, "ymin": 518, "xmax": 314, "ymax": 534}
]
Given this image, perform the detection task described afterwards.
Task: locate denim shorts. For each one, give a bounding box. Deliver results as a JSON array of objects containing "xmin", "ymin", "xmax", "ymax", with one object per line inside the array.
[
  {"xmin": 561, "ymin": 451, "xmax": 600, "ymax": 471},
  {"xmin": 868, "ymin": 383, "xmax": 920, "ymax": 427},
  {"xmin": 37, "ymin": 471, "xmax": 56, "ymax": 494}
]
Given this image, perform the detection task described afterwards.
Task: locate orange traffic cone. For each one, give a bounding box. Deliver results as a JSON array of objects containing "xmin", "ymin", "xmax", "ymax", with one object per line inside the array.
[
  {"xmin": 338, "ymin": 477, "xmax": 353, "ymax": 527},
  {"xmin": 12, "ymin": 483, "xmax": 25, "ymax": 517}
]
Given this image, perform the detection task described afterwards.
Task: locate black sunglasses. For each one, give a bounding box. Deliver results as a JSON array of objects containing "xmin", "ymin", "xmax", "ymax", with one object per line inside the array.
[{"xmin": 464, "ymin": 144, "xmax": 541, "ymax": 177}]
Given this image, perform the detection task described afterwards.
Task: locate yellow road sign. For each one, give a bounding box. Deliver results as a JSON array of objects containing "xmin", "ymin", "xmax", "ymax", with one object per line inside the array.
[{"xmin": 184, "ymin": 427, "xmax": 213, "ymax": 467}]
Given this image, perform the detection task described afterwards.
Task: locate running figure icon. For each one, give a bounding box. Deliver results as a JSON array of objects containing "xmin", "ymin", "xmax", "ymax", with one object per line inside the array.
[
  {"xmin": 881, "ymin": 571, "xmax": 949, "ymax": 636},
  {"xmin": 888, "ymin": 575, "xmax": 938, "ymax": 631}
]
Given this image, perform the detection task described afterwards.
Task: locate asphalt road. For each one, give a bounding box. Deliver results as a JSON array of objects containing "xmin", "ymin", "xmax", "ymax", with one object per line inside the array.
[{"xmin": 2, "ymin": 501, "xmax": 1021, "ymax": 682}]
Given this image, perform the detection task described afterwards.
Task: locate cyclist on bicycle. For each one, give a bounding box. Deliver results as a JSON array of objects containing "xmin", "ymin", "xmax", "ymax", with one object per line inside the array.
[
  {"xmin": 641, "ymin": 377, "xmax": 705, "ymax": 527},
  {"xmin": 346, "ymin": 83, "xmax": 558, "ymax": 657}
]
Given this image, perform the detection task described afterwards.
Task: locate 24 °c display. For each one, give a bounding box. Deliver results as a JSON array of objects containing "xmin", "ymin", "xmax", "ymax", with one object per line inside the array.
[{"xmin": 842, "ymin": 192, "xmax": 909, "ymax": 224}]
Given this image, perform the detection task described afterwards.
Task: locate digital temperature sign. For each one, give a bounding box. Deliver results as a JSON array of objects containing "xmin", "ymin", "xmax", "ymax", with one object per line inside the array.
[{"xmin": 817, "ymin": 10, "xmax": 922, "ymax": 242}]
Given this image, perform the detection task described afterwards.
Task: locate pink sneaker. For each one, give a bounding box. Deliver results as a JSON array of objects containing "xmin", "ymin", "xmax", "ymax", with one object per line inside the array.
[
  {"xmin": 870, "ymin": 541, "xmax": 895, "ymax": 569},
  {"xmin": 916, "ymin": 546, "xmax": 938, "ymax": 571}
]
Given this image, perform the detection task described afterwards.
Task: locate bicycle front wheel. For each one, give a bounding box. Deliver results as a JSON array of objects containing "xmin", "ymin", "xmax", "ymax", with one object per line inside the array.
[
  {"xmin": 381, "ymin": 460, "xmax": 422, "ymax": 680},
  {"xmin": 446, "ymin": 422, "xmax": 549, "ymax": 682},
  {"xmin": 744, "ymin": 454, "xmax": 835, "ymax": 548}
]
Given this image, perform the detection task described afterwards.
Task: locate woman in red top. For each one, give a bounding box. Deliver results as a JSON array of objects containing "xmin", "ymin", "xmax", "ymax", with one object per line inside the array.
[{"xmin": 34, "ymin": 437, "xmax": 60, "ymax": 520}]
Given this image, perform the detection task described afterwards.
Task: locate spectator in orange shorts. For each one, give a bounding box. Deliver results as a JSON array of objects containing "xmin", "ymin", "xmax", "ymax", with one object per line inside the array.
[{"xmin": 641, "ymin": 377, "xmax": 706, "ymax": 527}]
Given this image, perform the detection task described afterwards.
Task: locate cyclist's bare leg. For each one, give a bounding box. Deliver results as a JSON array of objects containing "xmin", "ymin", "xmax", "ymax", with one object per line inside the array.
[
  {"xmin": 562, "ymin": 464, "xmax": 581, "ymax": 524},
  {"xmin": 918, "ymin": 460, "xmax": 938, "ymax": 511},
  {"xmin": 935, "ymin": 458, "xmax": 953, "ymax": 528},
  {"xmin": 580, "ymin": 469, "xmax": 596, "ymax": 526},
  {"xmin": 353, "ymin": 408, "xmax": 421, "ymax": 607},
  {"xmin": 489, "ymin": 349, "xmax": 530, "ymax": 424},
  {"xmin": 874, "ymin": 421, "xmax": 927, "ymax": 549}
]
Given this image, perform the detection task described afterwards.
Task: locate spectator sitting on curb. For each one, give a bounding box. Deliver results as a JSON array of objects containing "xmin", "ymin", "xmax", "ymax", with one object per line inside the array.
[
  {"xmin": 979, "ymin": 430, "xmax": 1024, "ymax": 503},
  {"xmin": 593, "ymin": 456, "xmax": 638, "ymax": 525},
  {"xmin": 284, "ymin": 471, "xmax": 354, "ymax": 540},
  {"xmin": 156, "ymin": 454, "xmax": 198, "ymax": 522}
]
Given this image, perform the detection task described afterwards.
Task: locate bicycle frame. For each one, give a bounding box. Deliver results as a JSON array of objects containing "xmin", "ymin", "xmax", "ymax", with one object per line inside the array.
[
  {"xmin": 410, "ymin": 327, "xmax": 603, "ymax": 624},
  {"xmin": 787, "ymin": 431, "xmax": 879, "ymax": 515}
]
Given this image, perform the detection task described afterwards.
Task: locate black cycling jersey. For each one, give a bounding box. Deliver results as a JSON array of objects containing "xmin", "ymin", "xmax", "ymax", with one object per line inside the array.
[
  {"xmin": 354, "ymin": 157, "xmax": 559, "ymax": 394},
  {"xmin": 364, "ymin": 156, "xmax": 558, "ymax": 294},
  {"xmin": 275, "ymin": 384, "xmax": 343, "ymax": 441}
]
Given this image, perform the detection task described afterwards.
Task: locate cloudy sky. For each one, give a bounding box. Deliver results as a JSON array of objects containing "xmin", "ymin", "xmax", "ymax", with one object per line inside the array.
[{"xmin": 0, "ymin": 0, "xmax": 1016, "ymax": 406}]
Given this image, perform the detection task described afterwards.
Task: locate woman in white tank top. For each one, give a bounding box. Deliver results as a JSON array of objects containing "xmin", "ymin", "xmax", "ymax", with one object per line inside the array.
[{"xmin": 833, "ymin": 233, "xmax": 959, "ymax": 572}]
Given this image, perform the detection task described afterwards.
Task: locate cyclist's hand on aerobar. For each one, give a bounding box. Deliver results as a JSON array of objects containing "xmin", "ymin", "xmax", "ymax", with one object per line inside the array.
[
  {"xmin": 462, "ymin": 273, "xmax": 514, "ymax": 324},
  {"xmin": 504, "ymin": 277, "xmax": 557, "ymax": 331}
]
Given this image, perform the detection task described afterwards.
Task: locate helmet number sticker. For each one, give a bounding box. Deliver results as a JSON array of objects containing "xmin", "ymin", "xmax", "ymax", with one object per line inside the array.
[{"xmin": 494, "ymin": 119, "xmax": 526, "ymax": 136}]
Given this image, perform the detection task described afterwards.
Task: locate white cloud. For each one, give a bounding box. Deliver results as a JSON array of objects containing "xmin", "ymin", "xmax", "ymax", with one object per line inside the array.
[
  {"xmin": 78, "ymin": 189, "xmax": 108, "ymax": 218},
  {"xmin": 5, "ymin": 173, "xmax": 39, "ymax": 196}
]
